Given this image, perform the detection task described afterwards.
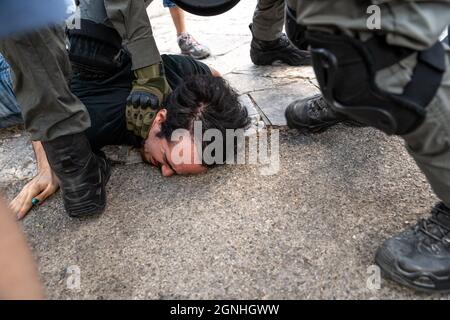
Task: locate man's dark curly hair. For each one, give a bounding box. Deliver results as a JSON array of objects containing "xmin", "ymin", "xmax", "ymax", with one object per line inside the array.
[{"xmin": 158, "ymin": 75, "xmax": 250, "ymax": 165}]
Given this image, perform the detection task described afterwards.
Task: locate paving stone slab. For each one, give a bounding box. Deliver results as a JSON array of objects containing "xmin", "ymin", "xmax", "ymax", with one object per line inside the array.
[{"xmin": 250, "ymin": 80, "xmax": 320, "ymax": 127}]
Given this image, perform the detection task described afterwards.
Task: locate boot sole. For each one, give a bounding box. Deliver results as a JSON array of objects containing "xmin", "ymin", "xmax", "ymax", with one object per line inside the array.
[
  {"xmin": 286, "ymin": 113, "xmax": 362, "ymax": 133},
  {"xmin": 251, "ymin": 48, "xmax": 311, "ymax": 66},
  {"xmin": 375, "ymin": 247, "xmax": 450, "ymax": 293}
]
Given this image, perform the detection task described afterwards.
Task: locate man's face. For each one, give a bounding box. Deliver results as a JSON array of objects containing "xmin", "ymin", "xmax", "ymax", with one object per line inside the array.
[{"xmin": 141, "ymin": 110, "xmax": 207, "ymax": 177}]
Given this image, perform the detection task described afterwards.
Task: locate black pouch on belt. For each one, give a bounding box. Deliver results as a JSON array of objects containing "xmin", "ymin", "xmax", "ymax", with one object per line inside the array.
[{"xmin": 67, "ymin": 19, "xmax": 129, "ymax": 80}]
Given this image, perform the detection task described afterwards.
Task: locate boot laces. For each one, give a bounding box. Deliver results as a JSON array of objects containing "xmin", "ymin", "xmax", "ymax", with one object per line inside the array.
[
  {"xmin": 278, "ymin": 34, "xmax": 293, "ymax": 48},
  {"xmin": 307, "ymin": 96, "xmax": 330, "ymax": 117},
  {"xmin": 418, "ymin": 203, "xmax": 450, "ymax": 245}
]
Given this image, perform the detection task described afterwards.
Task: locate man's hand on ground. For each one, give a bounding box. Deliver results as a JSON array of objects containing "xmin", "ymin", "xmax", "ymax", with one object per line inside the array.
[{"xmin": 10, "ymin": 169, "xmax": 59, "ymax": 220}]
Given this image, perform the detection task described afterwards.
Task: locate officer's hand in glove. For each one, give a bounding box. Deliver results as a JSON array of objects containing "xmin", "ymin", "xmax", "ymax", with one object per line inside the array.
[{"xmin": 126, "ymin": 62, "xmax": 172, "ymax": 139}]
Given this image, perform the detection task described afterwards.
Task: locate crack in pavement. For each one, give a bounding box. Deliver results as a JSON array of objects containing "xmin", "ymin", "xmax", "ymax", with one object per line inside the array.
[
  {"xmin": 211, "ymin": 41, "xmax": 251, "ymax": 58},
  {"xmin": 239, "ymin": 80, "xmax": 300, "ymax": 95},
  {"xmin": 229, "ymin": 70, "xmax": 316, "ymax": 81}
]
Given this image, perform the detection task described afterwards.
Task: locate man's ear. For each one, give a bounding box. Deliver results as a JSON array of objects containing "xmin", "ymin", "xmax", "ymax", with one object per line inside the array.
[{"xmin": 155, "ymin": 109, "xmax": 167, "ymax": 124}]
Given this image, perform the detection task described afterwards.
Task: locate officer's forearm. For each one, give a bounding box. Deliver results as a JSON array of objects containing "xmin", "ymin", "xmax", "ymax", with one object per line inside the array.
[{"xmin": 104, "ymin": 0, "xmax": 161, "ymax": 69}]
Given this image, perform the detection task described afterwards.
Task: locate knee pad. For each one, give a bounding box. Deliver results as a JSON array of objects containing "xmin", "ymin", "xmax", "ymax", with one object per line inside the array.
[
  {"xmin": 285, "ymin": 6, "xmax": 308, "ymax": 51},
  {"xmin": 306, "ymin": 31, "xmax": 446, "ymax": 135}
]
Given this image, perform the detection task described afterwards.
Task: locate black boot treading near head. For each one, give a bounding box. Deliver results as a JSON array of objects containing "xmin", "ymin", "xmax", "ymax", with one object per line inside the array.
[
  {"xmin": 42, "ymin": 133, "xmax": 111, "ymax": 217},
  {"xmin": 285, "ymin": 94, "xmax": 362, "ymax": 133}
]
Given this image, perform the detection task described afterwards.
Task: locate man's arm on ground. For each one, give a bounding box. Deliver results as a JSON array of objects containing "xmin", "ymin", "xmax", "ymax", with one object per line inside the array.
[
  {"xmin": 0, "ymin": 197, "xmax": 44, "ymax": 299},
  {"xmin": 9, "ymin": 142, "xmax": 59, "ymax": 220}
]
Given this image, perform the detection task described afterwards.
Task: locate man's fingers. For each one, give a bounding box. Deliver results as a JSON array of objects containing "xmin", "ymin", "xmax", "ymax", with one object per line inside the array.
[
  {"xmin": 16, "ymin": 190, "xmax": 46, "ymax": 221},
  {"xmin": 10, "ymin": 187, "xmax": 30, "ymax": 214},
  {"xmin": 40, "ymin": 184, "xmax": 58, "ymax": 202},
  {"xmin": 13, "ymin": 183, "xmax": 46, "ymax": 220},
  {"xmin": 126, "ymin": 94, "xmax": 133, "ymax": 106},
  {"xmin": 16, "ymin": 203, "xmax": 33, "ymax": 221},
  {"xmin": 9, "ymin": 197, "xmax": 22, "ymax": 216},
  {"xmin": 148, "ymin": 94, "xmax": 159, "ymax": 109},
  {"xmin": 16, "ymin": 191, "xmax": 35, "ymax": 220}
]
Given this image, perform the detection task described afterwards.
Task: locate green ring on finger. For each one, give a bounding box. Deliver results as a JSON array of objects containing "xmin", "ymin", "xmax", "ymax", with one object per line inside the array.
[{"xmin": 31, "ymin": 198, "xmax": 40, "ymax": 206}]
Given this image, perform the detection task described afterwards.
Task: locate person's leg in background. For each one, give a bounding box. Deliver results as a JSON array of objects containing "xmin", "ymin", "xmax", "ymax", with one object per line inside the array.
[
  {"xmin": 167, "ymin": 1, "xmax": 187, "ymax": 35},
  {"xmin": 250, "ymin": 0, "xmax": 310, "ymax": 66},
  {"xmin": 0, "ymin": 26, "xmax": 110, "ymax": 218},
  {"xmin": 251, "ymin": 0, "xmax": 285, "ymax": 42},
  {"xmin": 0, "ymin": 53, "xmax": 22, "ymax": 128},
  {"xmin": 163, "ymin": 0, "xmax": 211, "ymax": 60},
  {"xmin": 288, "ymin": 0, "xmax": 450, "ymax": 292}
]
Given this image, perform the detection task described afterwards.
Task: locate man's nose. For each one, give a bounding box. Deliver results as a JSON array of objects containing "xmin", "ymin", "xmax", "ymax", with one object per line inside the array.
[{"xmin": 161, "ymin": 165, "xmax": 175, "ymax": 177}]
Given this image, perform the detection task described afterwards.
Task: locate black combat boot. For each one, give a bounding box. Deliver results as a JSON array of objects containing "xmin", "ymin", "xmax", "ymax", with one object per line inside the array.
[
  {"xmin": 249, "ymin": 24, "xmax": 311, "ymax": 66},
  {"xmin": 376, "ymin": 202, "xmax": 450, "ymax": 292},
  {"xmin": 42, "ymin": 132, "xmax": 111, "ymax": 217},
  {"xmin": 285, "ymin": 94, "xmax": 361, "ymax": 132}
]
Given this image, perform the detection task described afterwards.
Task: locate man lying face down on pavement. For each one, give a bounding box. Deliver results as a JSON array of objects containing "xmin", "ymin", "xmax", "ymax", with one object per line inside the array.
[{"xmin": 10, "ymin": 34, "xmax": 250, "ymax": 219}]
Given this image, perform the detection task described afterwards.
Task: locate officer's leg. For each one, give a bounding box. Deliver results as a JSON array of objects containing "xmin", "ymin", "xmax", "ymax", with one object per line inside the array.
[
  {"xmin": 307, "ymin": 30, "xmax": 450, "ymax": 291},
  {"xmin": 250, "ymin": 0, "xmax": 310, "ymax": 66},
  {"xmin": 287, "ymin": 0, "xmax": 450, "ymax": 290},
  {"xmin": 284, "ymin": 0, "xmax": 307, "ymax": 51},
  {"xmin": 252, "ymin": 0, "xmax": 285, "ymax": 42},
  {"xmin": 375, "ymin": 72, "xmax": 450, "ymax": 292},
  {"xmin": 0, "ymin": 26, "xmax": 110, "ymax": 217},
  {"xmin": 0, "ymin": 26, "xmax": 89, "ymax": 141},
  {"xmin": 402, "ymin": 57, "xmax": 450, "ymax": 207}
]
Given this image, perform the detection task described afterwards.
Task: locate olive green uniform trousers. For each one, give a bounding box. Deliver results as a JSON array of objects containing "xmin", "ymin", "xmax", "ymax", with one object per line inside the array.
[
  {"xmin": 0, "ymin": 0, "xmax": 158, "ymax": 141},
  {"xmin": 287, "ymin": 0, "xmax": 450, "ymax": 206},
  {"xmin": 252, "ymin": 0, "xmax": 286, "ymax": 42}
]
